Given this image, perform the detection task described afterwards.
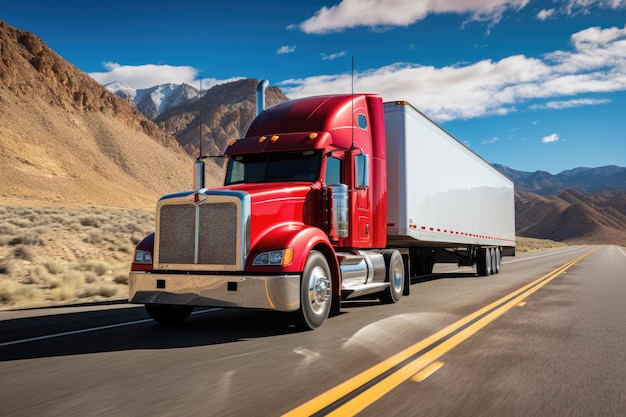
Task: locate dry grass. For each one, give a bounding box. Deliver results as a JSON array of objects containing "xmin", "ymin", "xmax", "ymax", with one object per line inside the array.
[
  {"xmin": 515, "ymin": 236, "xmax": 567, "ymax": 252},
  {"xmin": 0, "ymin": 205, "xmax": 155, "ymax": 310}
]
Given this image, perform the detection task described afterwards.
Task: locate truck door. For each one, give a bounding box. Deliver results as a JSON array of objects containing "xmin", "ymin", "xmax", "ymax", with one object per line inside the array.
[{"xmin": 353, "ymin": 152, "xmax": 372, "ymax": 248}]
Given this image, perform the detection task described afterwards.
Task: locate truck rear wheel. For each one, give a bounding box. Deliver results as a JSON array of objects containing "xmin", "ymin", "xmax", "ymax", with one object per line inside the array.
[
  {"xmin": 297, "ymin": 250, "xmax": 332, "ymax": 330},
  {"xmin": 145, "ymin": 304, "xmax": 194, "ymax": 325},
  {"xmin": 476, "ymin": 247, "xmax": 493, "ymax": 276},
  {"xmin": 494, "ymin": 248, "xmax": 501, "ymax": 274},
  {"xmin": 380, "ymin": 249, "xmax": 405, "ymax": 304}
]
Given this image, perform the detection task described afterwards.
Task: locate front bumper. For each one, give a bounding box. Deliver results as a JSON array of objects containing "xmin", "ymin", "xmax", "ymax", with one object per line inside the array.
[{"xmin": 129, "ymin": 272, "xmax": 301, "ymax": 312}]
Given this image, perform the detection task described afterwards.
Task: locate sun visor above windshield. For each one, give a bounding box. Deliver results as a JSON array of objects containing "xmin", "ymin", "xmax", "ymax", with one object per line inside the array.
[{"xmin": 225, "ymin": 131, "xmax": 332, "ymax": 155}]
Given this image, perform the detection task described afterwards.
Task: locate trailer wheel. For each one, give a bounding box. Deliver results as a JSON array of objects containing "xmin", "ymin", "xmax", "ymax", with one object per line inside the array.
[
  {"xmin": 145, "ymin": 304, "xmax": 193, "ymax": 325},
  {"xmin": 476, "ymin": 248, "xmax": 492, "ymax": 276},
  {"xmin": 296, "ymin": 250, "xmax": 332, "ymax": 330},
  {"xmin": 380, "ymin": 249, "xmax": 405, "ymax": 304},
  {"xmin": 494, "ymin": 248, "xmax": 501, "ymax": 274}
]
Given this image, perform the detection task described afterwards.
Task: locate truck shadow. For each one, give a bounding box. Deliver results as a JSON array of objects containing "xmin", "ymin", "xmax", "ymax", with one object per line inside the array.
[
  {"xmin": 0, "ymin": 271, "xmax": 481, "ymax": 362},
  {"xmin": 0, "ymin": 305, "xmax": 309, "ymax": 362},
  {"xmin": 412, "ymin": 271, "xmax": 479, "ymax": 283}
]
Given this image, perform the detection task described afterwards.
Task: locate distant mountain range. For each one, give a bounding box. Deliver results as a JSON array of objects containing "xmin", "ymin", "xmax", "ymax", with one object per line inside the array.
[
  {"xmin": 494, "ymin": 164, "xmax": 626, "ymax": 195},
  {"xmin": 106, "ymin": 82, "xmax": 201, "ymax": 120}
]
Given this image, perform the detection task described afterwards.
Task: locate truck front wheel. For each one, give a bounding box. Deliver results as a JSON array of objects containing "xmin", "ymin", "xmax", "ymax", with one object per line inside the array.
[
  {"xmin": 145, "ymin": 304, "xmax": 194, "ymax": 325},
  {"xmin": 297, "ymin": 250, "xmax": 332, "ymax": 330},
  {"xmin": 380, "ymin": 249, "xmax": 405, "ymax": 304}
]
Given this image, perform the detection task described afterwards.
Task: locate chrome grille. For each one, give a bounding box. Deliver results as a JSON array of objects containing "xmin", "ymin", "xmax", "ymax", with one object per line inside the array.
[
  {"xmin": 157, "ymin": 201, "xmax": 239, "ymax": 268},
  {"xmin": 198, "ymin": 202, "xmax": 237, "ymax": 264}
]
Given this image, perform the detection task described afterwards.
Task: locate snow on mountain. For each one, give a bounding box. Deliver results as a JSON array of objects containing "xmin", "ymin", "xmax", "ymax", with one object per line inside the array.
[
  {"xmin": 105, "ymin": 81, "xmax": 136, "ymax": 100},
  {"xmin": 107, "ymin": 82, "xmax": 200, "ymax": 119}
]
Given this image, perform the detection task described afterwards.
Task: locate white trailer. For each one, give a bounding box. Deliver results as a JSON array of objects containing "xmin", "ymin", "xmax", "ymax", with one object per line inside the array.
[{"xmin": 384, "ymin": 101, "xmax": 515, "ymax": 276}]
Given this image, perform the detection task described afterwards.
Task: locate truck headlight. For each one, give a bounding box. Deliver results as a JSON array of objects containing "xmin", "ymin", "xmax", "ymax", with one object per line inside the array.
[
  {"xmin": 252, "ymin": 248, "xmax": 294, "ymax": 266},
  {"xmin": 134, "ymin": 249, "xmax": 153, "ymax": 264}
]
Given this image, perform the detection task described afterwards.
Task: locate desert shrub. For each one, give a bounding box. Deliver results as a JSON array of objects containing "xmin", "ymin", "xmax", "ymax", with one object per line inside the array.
[
  {"xmin": 78, "ymin": 260, "xmax": 110, "ymax": 276},
  {"xmin": 84, "ymin": 230, "xmax": 103, "ymax": 244},
  {"xmin": 78, "ymin": 214, "xmax": 108, "ymax": 228},
  {"xmin": 112, "ymin": 271, "xmax": 129, "ymax": 284},
  {"xmin": 26, "ymin": 265, "xmax": 55, "ymax": 286},
  {"xmin": 13, "ymin": 245, "xmax": 33, "ymax": 261},
  {"xmin": 8, "ymin": 218, "xmax": 31, "ymax": 228},
  {"xmin": 83, "ymin": 270, "xmax": 98, "ymax": 284},
  {"xmin": 44, "ymin": 261, "xmax": 65, "ymax": 275},
  {"xmin": 0, "ymin": 281, "xmax": 37, "ymax": 303},
  {"xmin": 61, "ymin": 269, "xmax": 85, "ymax": 288},
  {"xmin": 80, "ymin": 284, "xmax": 118, "ymax": 298},
  {"xmin": 0, "ymin": 222, "xmax": 19, "ymax": 236},
  {"xmin": 51, "ymin": 286, "xmax": 76, "ymax": 301},
  {"xmin": 0, "ymin": 259, "xmax": 13, "ymax": 275},
  {"xmin": 8, "ymin": 231, "xmax": 44, "ymax": 246}
]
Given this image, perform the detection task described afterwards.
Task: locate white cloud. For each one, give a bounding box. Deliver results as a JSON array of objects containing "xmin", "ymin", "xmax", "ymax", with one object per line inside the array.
[
  {"xmin": 299, "ymin": 0, "xmax": 529, "ymax": 34},
  {"xmin": 280, "ymin": 25, "xmax": 626, "ymax": 122},
  {"xmin": 89, "ymin": 62, "xmax": 198, "ymax": 89},
  {"xmin": 322, "ymin": 51, "xmax": 347, "ymax": 60},
  {"xmin": 482, "ymin": 136, "xmax": 499, "ymax": 145},
  {"xmin": 530, "ymin": 98, "xmax": 611, "ymax": 110},
  {"xmin": 537, "ymin": 8, "xmax": 555, "ymax": 20},
  {"xmin": 563, "ymin": 0, "xmax": 626, "ymax": 15},
  {"xmin": 277, "ymin": 45, "xmax": 296, "ymax": 55},
  {"xmin": 542, "ymin": 133, "xmax": 560, "ymax": 143}
]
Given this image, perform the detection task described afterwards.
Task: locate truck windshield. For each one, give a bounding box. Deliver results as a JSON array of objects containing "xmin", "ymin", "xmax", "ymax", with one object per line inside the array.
[{"xmin": 225, "ymin": 150, "xmax": 322, "ymax": 185}]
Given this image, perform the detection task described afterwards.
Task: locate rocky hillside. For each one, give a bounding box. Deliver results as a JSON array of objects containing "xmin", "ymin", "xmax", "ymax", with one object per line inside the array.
[
  {"xmin": 154, "ymin": 79, "xmax": 289, "ymax": 157},
  {"xmin": 516, "ymin": 190, "xmax": 626, "ymax": 246},
  {"xmin": 495, "ymin": 164, "xmax": 626, "ymax": 195},
  {"xmin": 0, "ymin": 20, "xmax": 223, "ymax": 209}
]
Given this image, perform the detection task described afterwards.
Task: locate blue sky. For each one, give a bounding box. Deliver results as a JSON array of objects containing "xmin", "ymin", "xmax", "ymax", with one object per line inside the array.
[{"xmin": 3, "ymin": 0, "xmax": 626, "ymax": 174}]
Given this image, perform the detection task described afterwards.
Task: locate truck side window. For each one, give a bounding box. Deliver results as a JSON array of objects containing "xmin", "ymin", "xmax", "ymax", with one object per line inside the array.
[
  {"xmin": 325, "ymin": 157, "xmax": 341, "ymax": 186},
  {"xmin": 357, "ymin": 114, "xmax": 367, "ymax": 129},
  {"xmin": 355, "ymin": 154, "xmax": 369, "ymax": 188}
]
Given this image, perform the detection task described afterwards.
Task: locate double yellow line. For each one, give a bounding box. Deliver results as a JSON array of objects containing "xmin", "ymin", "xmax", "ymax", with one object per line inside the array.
[{"xmin": 283, "ymin": 250, "xmax": 595, "ymax": 417}]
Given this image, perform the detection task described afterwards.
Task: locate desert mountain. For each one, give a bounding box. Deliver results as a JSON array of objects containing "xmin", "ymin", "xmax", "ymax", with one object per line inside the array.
[
  {"xmin": 515, "ymin": 190, "xmax": 626, "ymax": 246},
  {"xmin": 108, "ymin": 78, "xmax": 289, "ymax": 158},
  {"xmin": 0, "ymin": 20, "xmax": 219, "ymax": 209},
  {"xmin": 494, "ymin": 164, "xmax": 626, "ymax": 195},
  {"xmin": 155, "ymin": 79, "xmax": 289, "ymax": 158},
  {"xmin": 106, "ymin": 81, "xmax": 201, "ymax": 120}
]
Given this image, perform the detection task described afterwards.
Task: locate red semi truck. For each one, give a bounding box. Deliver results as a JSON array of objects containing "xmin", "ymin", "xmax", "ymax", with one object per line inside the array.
[{"xmin": 129, "ymin": 84, "xmax": 515, "ymax": 329}]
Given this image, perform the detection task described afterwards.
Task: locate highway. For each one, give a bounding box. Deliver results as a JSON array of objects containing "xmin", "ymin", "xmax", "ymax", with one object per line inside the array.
[{"xmin": 1, "ymin": 245, "xmax": 626, "ymax": 417}]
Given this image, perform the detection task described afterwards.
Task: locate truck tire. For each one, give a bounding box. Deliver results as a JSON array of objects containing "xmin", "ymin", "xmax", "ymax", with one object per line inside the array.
[
  {"xmin": 494, "ymin": 248, "xmax": 501, "ymax": 274},
  {"xmin": 380, "ymin": 249, "xmax": 405, "ymax": 304},
  {"xmin": 490, "ymin": 248, "xmax": 497, "ymax": 275},
  {"xmin": 145, "ymin": 304, "xmax": 194, "ymax": 325},
  {"xmin": 297, "ymin": 250, "xmax": 332, "ymax": 330},
  {"xmin": 476, "ymin": 248, "xmax": 492, "ymax": 276}
]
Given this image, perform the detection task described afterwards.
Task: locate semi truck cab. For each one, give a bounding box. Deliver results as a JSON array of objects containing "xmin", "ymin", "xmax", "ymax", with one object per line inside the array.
[{"xmin": 129, "ymin": 93, "xmax": 405, "ymax": 329}]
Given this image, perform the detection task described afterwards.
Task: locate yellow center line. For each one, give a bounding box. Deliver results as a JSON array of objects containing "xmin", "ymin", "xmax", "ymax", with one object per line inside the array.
[{"xmin": 282, "ymin": 249, "xmax": 596, "ymax": 417}]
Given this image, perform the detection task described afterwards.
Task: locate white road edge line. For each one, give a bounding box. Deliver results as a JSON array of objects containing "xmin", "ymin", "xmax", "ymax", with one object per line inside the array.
[{"xmin": 0, "ymin": 308, "xmax": 221, "ymax": 348}]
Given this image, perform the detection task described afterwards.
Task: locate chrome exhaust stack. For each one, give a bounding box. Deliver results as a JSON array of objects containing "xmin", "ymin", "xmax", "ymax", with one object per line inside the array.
[
  {"xmin": 193, "ymin": 160, "xmax": 205, "ymax": 190},
  {"xmin": 256, "ymin": 79, "xmax": 269, "ymax": 116}
]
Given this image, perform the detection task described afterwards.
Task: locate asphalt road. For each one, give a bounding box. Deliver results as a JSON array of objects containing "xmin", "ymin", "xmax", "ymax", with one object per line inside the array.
[{"xmin": 1, "ymin": 245, "xmax": 625, "ymax": 417}]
